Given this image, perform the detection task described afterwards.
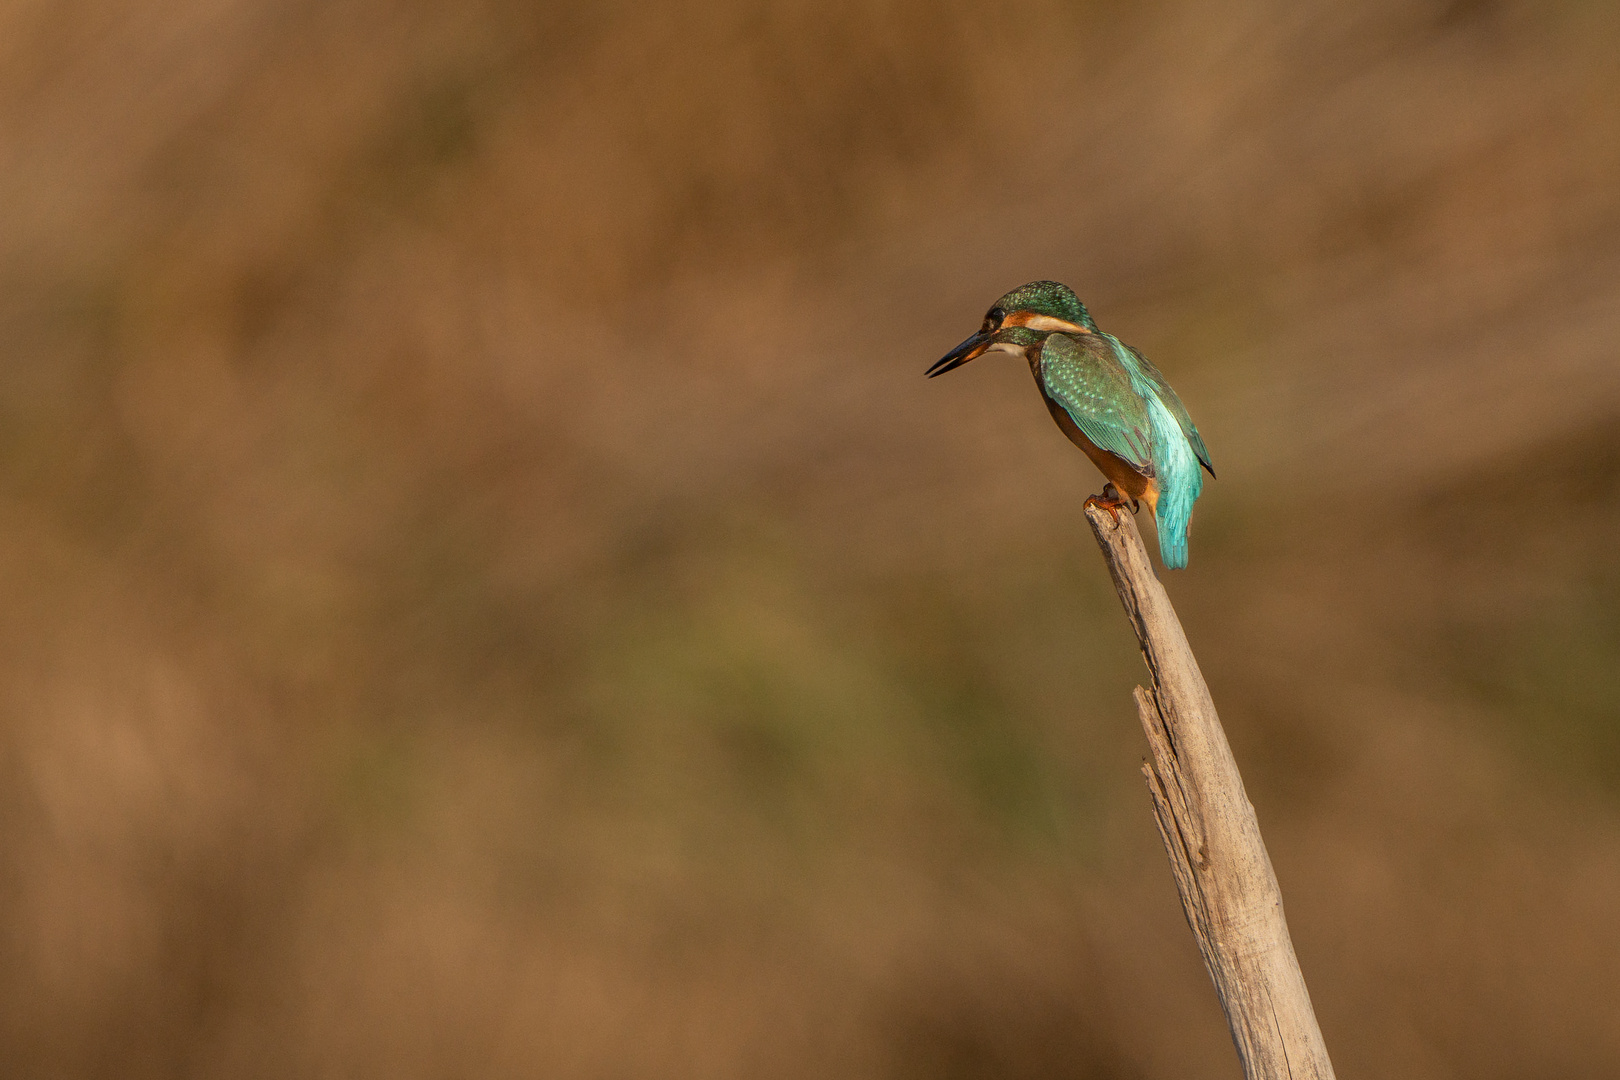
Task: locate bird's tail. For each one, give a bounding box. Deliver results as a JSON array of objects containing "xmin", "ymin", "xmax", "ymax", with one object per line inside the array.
[{"xmin": 1154, "ymin": 497, "xmax": 1192, "ymax": 570}]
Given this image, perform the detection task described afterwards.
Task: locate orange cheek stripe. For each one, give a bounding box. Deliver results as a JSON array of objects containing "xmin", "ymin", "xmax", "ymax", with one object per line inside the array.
[{"xmin": 1002, "ymin": 312, "xmax": 1091, "ymax": 333}]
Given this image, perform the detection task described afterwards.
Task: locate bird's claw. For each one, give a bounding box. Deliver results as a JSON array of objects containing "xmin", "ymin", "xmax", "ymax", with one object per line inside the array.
[{"xmin": 1084, "ymin": 483, "xmax": 1135, "ymax": 524}]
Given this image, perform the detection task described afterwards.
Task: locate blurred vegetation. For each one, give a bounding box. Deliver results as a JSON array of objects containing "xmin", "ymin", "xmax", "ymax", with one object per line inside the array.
[{"xmin": 1, "ymin": 0, "xmax": 1618, "ymax": 1076}]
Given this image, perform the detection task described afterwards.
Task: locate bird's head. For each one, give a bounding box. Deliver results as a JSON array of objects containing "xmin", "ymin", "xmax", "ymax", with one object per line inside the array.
[{"xmin": 926, "ymin": 280, "xmax": 1097, "ymax": 377}]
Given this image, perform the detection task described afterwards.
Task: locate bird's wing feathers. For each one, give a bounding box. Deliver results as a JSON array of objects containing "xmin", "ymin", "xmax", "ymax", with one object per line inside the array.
[
  {"xmin": 1038, "ymin": 332, "xmax": 1157, "ymax": 473},
  {"xmin": 1121, "ymin": 343, "xmax": 1216, "ymax": 478}
]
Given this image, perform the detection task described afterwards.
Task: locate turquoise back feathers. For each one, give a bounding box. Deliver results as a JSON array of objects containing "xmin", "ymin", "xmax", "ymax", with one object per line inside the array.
[{"xmin": 1036, "ymin": 329, "xmax": 1212, "ymax": 568}]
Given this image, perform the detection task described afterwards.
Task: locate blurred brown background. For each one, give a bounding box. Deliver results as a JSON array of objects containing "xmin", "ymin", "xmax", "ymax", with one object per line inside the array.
[{"xmin": 2, "ymin": 0, "xmax": 1618, "ymax": 1076}]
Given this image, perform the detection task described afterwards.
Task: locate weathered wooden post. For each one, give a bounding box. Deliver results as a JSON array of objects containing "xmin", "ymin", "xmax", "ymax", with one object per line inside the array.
[{"xmin": 1084, "ymin": 502, "xmax": 1335, "ymax": 1080}]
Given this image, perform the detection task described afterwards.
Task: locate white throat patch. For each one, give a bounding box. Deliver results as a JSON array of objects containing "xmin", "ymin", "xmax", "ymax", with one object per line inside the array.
[{"xmin": 983, "ymin": 341, "xmax": 1027, "ymax": 357}]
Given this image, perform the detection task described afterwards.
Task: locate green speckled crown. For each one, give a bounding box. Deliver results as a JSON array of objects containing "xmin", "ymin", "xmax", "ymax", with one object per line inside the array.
[{"xmin": 994, "ymin": 281, "xmax": 1096, "ymax": 330}]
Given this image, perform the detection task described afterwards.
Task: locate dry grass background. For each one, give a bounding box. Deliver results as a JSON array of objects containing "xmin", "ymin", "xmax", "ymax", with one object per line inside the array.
[{"xmin": 1, "ymin": 0, "xmax": 1619, "ymax": 1076}]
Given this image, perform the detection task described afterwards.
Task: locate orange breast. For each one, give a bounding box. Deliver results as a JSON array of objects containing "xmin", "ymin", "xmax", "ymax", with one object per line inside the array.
[{"xmin": 1039, "ymin": 395, "xmax": 1159, "ymax": 508}]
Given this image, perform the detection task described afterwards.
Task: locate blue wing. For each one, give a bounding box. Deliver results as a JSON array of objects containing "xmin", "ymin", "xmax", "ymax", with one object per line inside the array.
[{"xmin": 1037, "ymin": 332, "xmax": 1157, "ymax": 474}]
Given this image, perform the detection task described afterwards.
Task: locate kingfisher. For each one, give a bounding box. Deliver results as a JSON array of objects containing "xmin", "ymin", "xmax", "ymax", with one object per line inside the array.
[{"xmin": 927, "ymin": 281, "xmax": 1215, "ymax": 568}]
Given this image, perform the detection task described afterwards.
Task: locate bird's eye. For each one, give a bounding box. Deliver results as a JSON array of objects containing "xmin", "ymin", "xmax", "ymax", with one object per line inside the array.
[{"xmin": 985, "ymin": 308, "xmax": 1005, "ymax": 332}]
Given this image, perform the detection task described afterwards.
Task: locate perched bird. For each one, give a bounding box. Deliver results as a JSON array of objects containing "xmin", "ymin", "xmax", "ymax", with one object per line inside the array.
[{"xmin": 927, "ymin": 281, "xmax": 1215, "ymax": 568}]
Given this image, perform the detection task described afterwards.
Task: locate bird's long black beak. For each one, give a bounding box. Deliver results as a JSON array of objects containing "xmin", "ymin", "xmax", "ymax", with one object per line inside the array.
[{"xmin": 926, "ymin": 330, "xmax": 992, "ymax": 378}]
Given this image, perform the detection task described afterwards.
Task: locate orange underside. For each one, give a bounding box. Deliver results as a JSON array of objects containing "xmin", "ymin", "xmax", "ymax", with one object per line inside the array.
[{"xmin": 1041, "ymin": 396, "xmax": 1159, "ymax": 510}]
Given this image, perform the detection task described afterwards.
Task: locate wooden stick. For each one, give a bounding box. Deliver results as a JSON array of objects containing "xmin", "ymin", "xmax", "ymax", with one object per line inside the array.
[{"xmin": 1084, "ymin": 502, "xmax": 1335, "ymax": 1080}]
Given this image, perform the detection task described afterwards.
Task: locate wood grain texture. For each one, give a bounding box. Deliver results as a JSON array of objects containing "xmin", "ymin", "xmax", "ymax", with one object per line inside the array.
[{"xmin": 1084, "ymin": 503, "xmax": 1335, "ymax": 1080}]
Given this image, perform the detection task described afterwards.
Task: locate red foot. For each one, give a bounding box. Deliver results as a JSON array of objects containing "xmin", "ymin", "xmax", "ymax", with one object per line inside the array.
[{"xmin": 1083, "ymin": 483, "xmax": 1138, "ymax": 524}]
